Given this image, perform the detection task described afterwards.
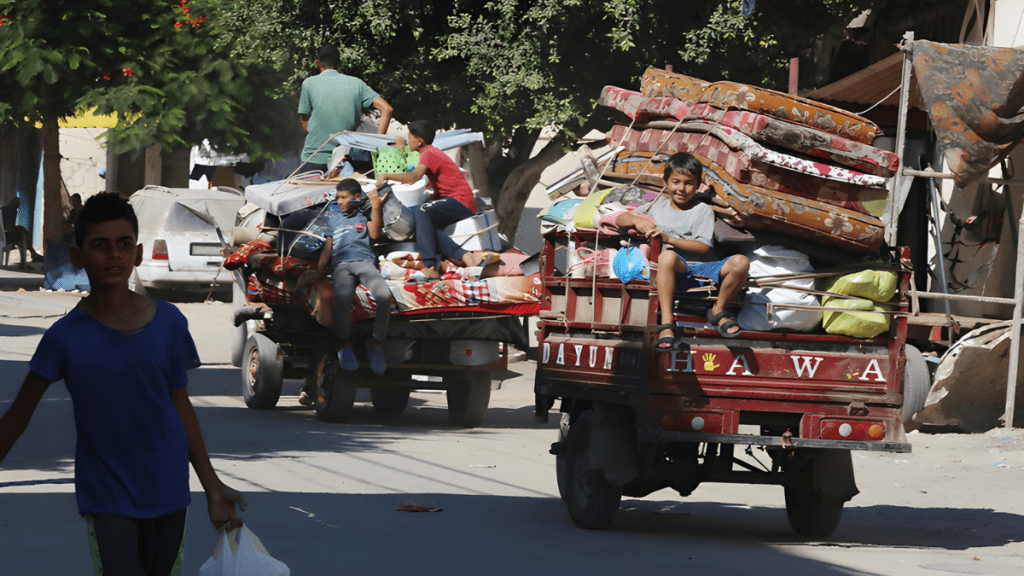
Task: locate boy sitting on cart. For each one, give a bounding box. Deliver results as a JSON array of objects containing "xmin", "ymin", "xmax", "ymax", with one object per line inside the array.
[
  {"xmin": 614, "ymin": 152, "xmax": 750, "ymax": 347},
  {"xmin": 312, "ymin": 179, "xmax": 393, "ymax": 378}
]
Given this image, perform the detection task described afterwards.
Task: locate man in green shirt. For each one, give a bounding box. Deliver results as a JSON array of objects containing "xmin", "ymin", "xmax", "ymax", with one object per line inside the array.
[{"xmin": 298, "ymin": 43, "xmax": 394, "ymax": 173}]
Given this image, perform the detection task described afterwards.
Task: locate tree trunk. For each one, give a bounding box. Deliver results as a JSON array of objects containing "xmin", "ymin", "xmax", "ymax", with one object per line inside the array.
[
  {"xmin": 42, "ymin": 113, "xmax": 63, "ymax": 245},
  {"xmin": 0, "ymin": 128, "xmax": 17, "ymax": 206},
  {"xmin": 494, "ymin": 137, "xmax": 566, "ymax": 243}
]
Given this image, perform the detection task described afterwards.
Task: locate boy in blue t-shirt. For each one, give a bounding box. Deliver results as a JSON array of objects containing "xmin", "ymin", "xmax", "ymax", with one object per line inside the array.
[
  {"xmin": 314, "ymin": 178, "xmax": 392, "ymax": 375},
  {"xmin": 616, "ymin": 152, "xmax": 750, "ymax": 347},
  {"xmin": 0, "ymin": 193, "xmax": 246, "ymax": 575}
]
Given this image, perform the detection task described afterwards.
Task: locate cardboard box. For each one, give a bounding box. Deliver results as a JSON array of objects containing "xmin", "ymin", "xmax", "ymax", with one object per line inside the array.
[{"xmin": 443, "ymin": 209, "xmax": 501, "ymax": 252}]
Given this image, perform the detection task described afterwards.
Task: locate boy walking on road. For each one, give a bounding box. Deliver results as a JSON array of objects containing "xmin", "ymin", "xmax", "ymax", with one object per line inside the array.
[
  {"xmin": 615, "ymin": 152, "xmax": 750, "ymax": 347},
  {"xmin": 0, "ymin": 193, "xmax": 246, "ymax": 576}
]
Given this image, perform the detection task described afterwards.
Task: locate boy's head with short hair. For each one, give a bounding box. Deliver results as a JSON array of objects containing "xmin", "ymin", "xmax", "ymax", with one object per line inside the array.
[
  {"xmin": 663, "ymin": 152, "xmax": 703, "ymax": 182},
  {"xmin": 335, "ymin": 178, "xmax": 364, "ymax": 214},
  {"xmin": 662, "ymin": 152, "xmax": 704, "ymax": 210},
  {"xmin": 406, "ymin": 120, "xmax": 436, "ymax": 151},
  {"xmin": 74, "ymin": 193, "xmax": 139, "ymax": 248}
]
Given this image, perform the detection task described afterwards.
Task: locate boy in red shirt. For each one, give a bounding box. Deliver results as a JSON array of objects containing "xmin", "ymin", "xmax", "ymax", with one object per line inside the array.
[{"xmin": 377, "ymin": 120, "xmax": 486, "ymax": 278}]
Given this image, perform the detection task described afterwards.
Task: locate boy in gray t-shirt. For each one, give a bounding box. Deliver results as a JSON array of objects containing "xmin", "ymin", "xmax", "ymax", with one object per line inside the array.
[{"xmin": 615, "ymin": 153, "xmax": 750, "ymax": 346}]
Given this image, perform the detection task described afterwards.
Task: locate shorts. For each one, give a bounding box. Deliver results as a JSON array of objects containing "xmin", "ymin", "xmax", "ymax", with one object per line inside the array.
[
  {"xmin": 674, "ymin": 255, "xmax": 728, "ymax": 291},
  {"xmin": 87, "ymin": 508, "xmax": 187, "ymax": 576}
]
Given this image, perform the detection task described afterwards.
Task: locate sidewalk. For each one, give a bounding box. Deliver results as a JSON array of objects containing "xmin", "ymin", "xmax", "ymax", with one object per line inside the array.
[{"xmin": 0, "ymin": 265, "xmax": 45, "ymax": 292}]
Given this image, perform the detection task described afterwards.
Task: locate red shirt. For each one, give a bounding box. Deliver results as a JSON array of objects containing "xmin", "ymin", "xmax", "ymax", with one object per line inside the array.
[{"xmin": 419, "ymin": 144, "xmax": 477, "ymax": 212}]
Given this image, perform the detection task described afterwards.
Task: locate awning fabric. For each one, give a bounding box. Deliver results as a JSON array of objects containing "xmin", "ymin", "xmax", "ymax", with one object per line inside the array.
[{"xmin": 911, "ymin": 40, "xmax": 1024, "ymax": 187}]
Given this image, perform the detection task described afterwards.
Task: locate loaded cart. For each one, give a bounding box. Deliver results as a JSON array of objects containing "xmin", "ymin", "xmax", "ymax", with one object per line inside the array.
[
  {"xmin": 226, "ymin": 175, "xmax": 540, "ymax": 427},
  {"xmin": 534, "ymin": 67, "xmax": 924, "ymax": 536},
  {"xmin": 535, "ymin": 228, "xmax": 916, "ymax": 536}
]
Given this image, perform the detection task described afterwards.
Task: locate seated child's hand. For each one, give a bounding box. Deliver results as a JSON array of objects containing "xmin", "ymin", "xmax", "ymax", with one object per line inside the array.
[
  {"xmin": 375, "ymin": 174, "xmax": 387, "ymax": 187},
  {"xmin": 367, "ymin": 187, "xmax": 382, "ymax": 206},
  {"xmin": 395, "ymin": 135, "xmax": 407, "ymax": 148}
]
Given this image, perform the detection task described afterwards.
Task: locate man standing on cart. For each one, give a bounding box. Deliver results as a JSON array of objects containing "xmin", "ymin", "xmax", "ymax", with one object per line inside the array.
[{"xmin": 298, "ymin": 43, "xmax": 394, "ymax": 173}]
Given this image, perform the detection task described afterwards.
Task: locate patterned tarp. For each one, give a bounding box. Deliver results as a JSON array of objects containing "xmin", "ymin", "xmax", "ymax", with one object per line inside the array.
[
  {"xmin": 911, "ymin": 40, "xmax": 1024, "ymax": 187},
  {"xmin": 640, "ymin": 68, "xmax": 881, "ymax": 144},
  {"xmin": 598, "ymin": 86, "xmax": 899, "ymax": 178},
  {"xmin": 294, "ymin": 275, "xmax": 543, "ymax": 327}
]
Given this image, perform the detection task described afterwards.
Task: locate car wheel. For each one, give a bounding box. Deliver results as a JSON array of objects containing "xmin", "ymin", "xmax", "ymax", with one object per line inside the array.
[{"xmin": 241, "ymin": 333, "xmax": 283, "ymax": 409}]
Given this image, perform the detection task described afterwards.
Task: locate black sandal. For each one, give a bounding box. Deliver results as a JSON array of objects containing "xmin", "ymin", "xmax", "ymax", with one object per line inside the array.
[
  {"xmin": 707, "ymin": 309, "xmax": 741, "ymax": 338},
  {"xmin": 655, "ymin": 323, "xmax": 679, "ymax": 353}
]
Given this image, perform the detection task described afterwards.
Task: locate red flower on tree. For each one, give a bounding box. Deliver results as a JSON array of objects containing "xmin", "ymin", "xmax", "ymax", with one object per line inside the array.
[
  {"xmin": 173, "ymin": 0, "xmax": 207, "ymax": 29},
  {"xmin": 0, "ymin": 15, "xmax": 10, "ymax": 26},
  {"xmin": 122, "ymin": 68, "xmax": 134, "ymax": 77}
]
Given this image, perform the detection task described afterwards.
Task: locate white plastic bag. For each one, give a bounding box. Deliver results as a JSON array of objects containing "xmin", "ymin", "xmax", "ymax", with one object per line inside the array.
[
  {"xmin": 199, "ymin": 526, "xmax": 290, "ymax": 576},
  {"xmin": 738, "ymin": 246, "xmax": 821, "ymax": 332}
]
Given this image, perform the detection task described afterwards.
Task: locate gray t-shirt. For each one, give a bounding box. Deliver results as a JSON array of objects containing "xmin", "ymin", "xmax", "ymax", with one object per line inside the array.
[
  {"xmin": 325, "ymin": 211, "xmax": 376, "ymax": 265},
  {"xmin": 641, "ymin": 196, "xmax": 714, "ymax": 263}
]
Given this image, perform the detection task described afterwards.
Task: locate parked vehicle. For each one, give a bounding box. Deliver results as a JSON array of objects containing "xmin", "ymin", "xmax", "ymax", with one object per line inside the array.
[
  {"xmin": 128, "ymin": 186, "xmax": 245, "ymax": 291},
  {"xmin": 534, "ymin": 229, "xmax": 921, "ymax": 536}
]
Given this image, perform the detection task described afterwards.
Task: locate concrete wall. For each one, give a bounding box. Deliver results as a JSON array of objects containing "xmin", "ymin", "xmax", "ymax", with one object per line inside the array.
[{"xmin": 58, "ymin": 128, "xmax": 106, "ymax": 202}]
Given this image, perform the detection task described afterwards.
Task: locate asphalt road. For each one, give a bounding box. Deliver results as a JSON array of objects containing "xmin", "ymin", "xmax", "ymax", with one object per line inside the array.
[{"xmin": 1, "ymin": 292, "xmax": 1022, "ymax": 575}]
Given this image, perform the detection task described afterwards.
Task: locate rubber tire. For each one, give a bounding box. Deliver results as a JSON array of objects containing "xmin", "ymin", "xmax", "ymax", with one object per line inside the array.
[
  {"xmin": 229, "ymin": 281, "xmax": 249, "ymax": 368},
  {"xmin": 446, "ymin": 372, "xmax": 491, "ymax": 428},
  {"xmin": 784, "ymin": 456, "xmax": 845, "ymax": 537},
  {"xmin": 313, "ymin": 350, "xmax": 357, "ymax": 423},
  {"xmin": 555, "ymin": 413, "xmax": 570, "ymax": 503},
  {"xmin": 241, "ymin": 333, "xmax": 283, "ymax": 409},
  {"xmin": 564, "ymin": 410, "xmax": 623, "ymax": 530},
  {"xmin": 371, "ymin": 388, "xmax": 411, "ymax": 415},
  {"xmin": 901, "ymin": 344, "xmax": 931, "ymax": 426},
  {"xmin": 230, "ymin": 321, "xmax": 252, "ymax": 368}
]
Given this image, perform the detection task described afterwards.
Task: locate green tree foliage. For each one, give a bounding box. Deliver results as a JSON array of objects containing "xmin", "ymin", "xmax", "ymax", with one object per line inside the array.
[
  {"xmin": 219, "ymin": 0, "xmax": 865, "ymax": 149},
  {"xmin": 0, "ymin": 0, "xmax": 266, "ymax": 156}
]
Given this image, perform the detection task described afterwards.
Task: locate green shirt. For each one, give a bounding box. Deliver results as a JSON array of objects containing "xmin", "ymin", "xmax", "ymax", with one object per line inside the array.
[{"xmin": 298, "ymin": 70, "xmax": 379, "ymax": 164}]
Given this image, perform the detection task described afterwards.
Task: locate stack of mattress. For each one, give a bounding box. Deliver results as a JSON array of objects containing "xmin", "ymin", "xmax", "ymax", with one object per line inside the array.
[{"xmin": 598, "ymin": 68, "xmax": 898, "ymax": 253}]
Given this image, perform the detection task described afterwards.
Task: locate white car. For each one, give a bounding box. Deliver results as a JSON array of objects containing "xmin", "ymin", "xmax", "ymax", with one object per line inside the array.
[{"xmin": 128, "ymin": 186, "xmax": 245, "ymax": 291}]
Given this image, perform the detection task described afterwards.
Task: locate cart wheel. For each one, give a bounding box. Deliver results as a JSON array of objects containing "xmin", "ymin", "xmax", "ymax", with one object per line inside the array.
[
  {"xmin": 241, "ymin": 334, "xmax": 283, "ymax": 409},
  {"xmin": 230, "ymin": 320, "xmax": 254, "ymax": 368},
  {"xmin": 555, "ymin": 413, "xmax": 570, "ymax": 503},
  {"xmin": 313, "ymin": 350, "xmax": 357, "ymax": 423},
  {"xmin": 446, "ymin": 371, "xmax": 491, "ymax": 428},
  {"xmin": 371, "ymin": 388, "xmax": 411, "ymax": 415},
  {"xmin": 564, "ymin": 410, "xmax": 622, "ymax": 530},
  {"xmin": 784, "ymin": 454, "xmax": 846, "ymax": 537},
  {"xmin": 902, "ymin": 344, "xmax": 930, "ymax": 426}
]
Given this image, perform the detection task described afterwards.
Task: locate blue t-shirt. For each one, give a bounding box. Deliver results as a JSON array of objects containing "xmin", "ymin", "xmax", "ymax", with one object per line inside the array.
[
  {"xmin": 28, "ymin": 300, "xmax": 200, "ymax": 518},
  {"xmin": 325, "ymin": 210, "xmax": 376, "ymax": 265}
]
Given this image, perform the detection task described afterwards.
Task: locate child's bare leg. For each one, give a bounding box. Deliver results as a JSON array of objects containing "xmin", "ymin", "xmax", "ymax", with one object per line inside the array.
[
  {"xmin": 710, "ymin": 255, "xmax": 750, "ymax": 334},
  {"xmin": 656, "ymin": 248, "xmax": 689, "ymax": 345}
]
